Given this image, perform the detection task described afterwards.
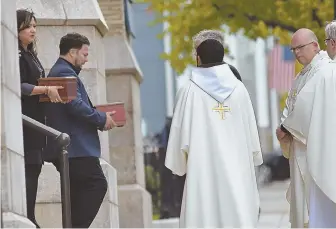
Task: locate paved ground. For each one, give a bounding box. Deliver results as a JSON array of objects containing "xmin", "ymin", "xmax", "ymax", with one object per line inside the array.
[
  {"xmin": 152, "ymin": 180, "xmax": 291, "ymax": 228},
  {"xmin": 257, "ymin": 180, "xmax": 290, "ymax": 228}
]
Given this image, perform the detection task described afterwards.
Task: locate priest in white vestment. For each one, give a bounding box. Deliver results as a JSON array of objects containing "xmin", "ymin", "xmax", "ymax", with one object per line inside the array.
[
  {"xmin": 302, "ymin": 21, "xmax": 336, "ymax": 228},
  {"xmin": 277, "ymin": 28, "xmax": 336, "ymax": 228},
  {"xmin": 165, "ymin": 30, "xmax": 263, "ymax": 228},
  {"xmin": 277, "ymin": 28, "xmax": 330, "ymax": 228}
]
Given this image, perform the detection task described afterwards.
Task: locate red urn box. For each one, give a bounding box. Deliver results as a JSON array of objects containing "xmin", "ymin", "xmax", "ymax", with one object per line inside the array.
[
  {"xmin": 95, "ymin": 102, "xmax": 126, "ymax": 127},
  {"xmin": 38, "ymin": 77, "xmax": 77, "ymax": 102}
]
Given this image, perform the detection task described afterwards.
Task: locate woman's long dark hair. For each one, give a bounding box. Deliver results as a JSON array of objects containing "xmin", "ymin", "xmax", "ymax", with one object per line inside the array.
[{"xmin": 17, "ymin": 9, "xmax": 37, "ymax": 55}]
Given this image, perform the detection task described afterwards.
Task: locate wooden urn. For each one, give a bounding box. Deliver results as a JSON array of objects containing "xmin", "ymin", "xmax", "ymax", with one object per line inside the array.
[
  {"xmin": 95, "ymin": 102, "xmax": 126, "ymax": 127},
  {"xmin": 38, "ymin": 77, "xmax": 77, "ymax": 102}
]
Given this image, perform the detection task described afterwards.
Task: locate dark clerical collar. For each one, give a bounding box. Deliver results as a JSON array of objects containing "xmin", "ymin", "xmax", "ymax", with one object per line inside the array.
[
  {"xmin": 59, "ymin": 57, "xmax": 82, "ymax": 75},
  {"xmin": 198, "ymin": 61, "xmax": 225, "ymax": 68}
]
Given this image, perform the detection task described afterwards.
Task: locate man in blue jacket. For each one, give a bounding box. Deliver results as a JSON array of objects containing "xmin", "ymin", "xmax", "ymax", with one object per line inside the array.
[{"xmin": 45, "ymin": 33, "xmax": 116, "ymax": 228}]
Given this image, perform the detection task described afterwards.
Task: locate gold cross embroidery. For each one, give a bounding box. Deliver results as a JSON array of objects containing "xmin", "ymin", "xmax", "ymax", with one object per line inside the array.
[
  {"xmin": 212, "ymin": 102, "xmax": 230, "ymax": 120},
  {"xmin": 291, "ymin": 90, "xmax": 297, "ymax": 98}
]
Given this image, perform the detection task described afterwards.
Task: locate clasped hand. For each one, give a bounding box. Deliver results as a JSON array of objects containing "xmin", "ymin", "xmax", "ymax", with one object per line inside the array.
[
  {"xmin": 47, "ymin": 86, "xmax": 69, "ymax": 103},
  {"xmin": 276, "ymin": 127, "xmax": 292, "ymax": 144},
  {"xmin": 104, "ymin": 111, "xmax": 117, "ymax": 131}
]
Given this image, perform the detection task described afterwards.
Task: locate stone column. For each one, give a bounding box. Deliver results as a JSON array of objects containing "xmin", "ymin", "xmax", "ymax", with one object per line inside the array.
[
  {"xmin": 254, "ymin": 39, "xmax": 272, "ymax": 154},
  {"xmin": 1, "ymin": 0, "xmax": 35, "ymax": 227},
  {"xmin": 98, "ymin": 0, "xmax": 153, "ymax": 227},
  {"xmin": 15, "ymin": 0, "xmax": 119, "ymax": 227}
]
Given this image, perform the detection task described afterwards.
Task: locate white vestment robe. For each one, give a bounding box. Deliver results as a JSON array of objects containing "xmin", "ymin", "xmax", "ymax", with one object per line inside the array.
[
  {"xmin": 283, "ymin": 56, "xmax": 336, "ymax": 228},
  {"xmin": 280, "ymin": 51, "xmax": 330, "ymax": 228},
  {"xmin": 165, "ymin": 64, "xmax": 263, "ymax": 228}
]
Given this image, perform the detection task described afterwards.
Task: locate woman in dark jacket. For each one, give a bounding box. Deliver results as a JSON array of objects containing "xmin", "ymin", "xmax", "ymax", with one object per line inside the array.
[{"xmin": 17, "ymin": 9, "xmax": 63, "ymax": 227}]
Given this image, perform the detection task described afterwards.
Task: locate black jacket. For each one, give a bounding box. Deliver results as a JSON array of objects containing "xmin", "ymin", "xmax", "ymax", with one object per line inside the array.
[
  {"xmin": 227, "ymin": 64, "xmax": 242, "ymax": 82},
  {"xmin": 19, "ymin": 46, "xmax": 46, "ymax": 164}
]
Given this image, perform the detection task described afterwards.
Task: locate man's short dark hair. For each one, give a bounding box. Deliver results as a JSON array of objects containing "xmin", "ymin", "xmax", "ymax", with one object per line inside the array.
[
  {"xmin": 196, "ymin": 39, "xmax": 224, "ymax": 65},
  {"xmin": 59, "ymin": 33, "xmax": 90, "ymax": 55}
]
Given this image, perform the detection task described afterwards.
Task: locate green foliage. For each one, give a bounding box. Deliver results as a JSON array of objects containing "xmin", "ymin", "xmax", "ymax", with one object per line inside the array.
[
  {"xmin": 280, "ymin": 93, "xmax": 287, "ymax": 111},
  {"xmin": 145, "ymin": 165, "xmax": 161, "ymax": 218},
  {"xmin": 153, "ymin": 213, "xmax": 160, "ymax": 220},
  {"xmin": 145, "ymin": 165, "xmax": 160, "ymax": 190},
  {"xmin": 137, "ymin": 0, "xmax": 333, "ymax": 74}
]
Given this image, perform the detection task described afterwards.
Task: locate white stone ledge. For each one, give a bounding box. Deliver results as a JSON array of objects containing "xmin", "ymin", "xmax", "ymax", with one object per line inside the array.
[
  {"xmin": 16, "ymin": 0, "xmax": 108, "ymax": 36},
  {"xmin": 152, "ymin": 218, "xmax": 179, "ymax": 228},
  {"xmin": 2, "ymin": 212, "xmax": 35, "ymax": 228}
]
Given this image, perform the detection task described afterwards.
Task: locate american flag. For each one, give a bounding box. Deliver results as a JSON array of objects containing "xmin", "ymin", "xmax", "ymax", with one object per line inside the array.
[{"xmin": 268, "ymin": 44, "xmax": 295, "ymax": 93}]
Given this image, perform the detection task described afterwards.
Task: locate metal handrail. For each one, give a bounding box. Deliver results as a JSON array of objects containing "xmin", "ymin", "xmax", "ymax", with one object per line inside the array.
[{"xmin": 22, "ymin": 114, "xmax": 72, "ymax": 228}]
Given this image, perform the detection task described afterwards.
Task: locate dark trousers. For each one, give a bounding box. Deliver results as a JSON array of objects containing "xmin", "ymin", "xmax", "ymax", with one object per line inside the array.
[
  {"xmin": 53, "ymin": 156, "xmax": 108, "ymax": 228},
  {"xmin": 25, "ymin": 164, "xmax": 42, "ymax": 228}
]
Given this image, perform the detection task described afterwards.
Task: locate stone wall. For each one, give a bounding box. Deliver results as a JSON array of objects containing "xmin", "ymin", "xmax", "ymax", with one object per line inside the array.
[
  {"xmin": 1, "ymin": 0, "xmax": 120, "ymax": 227},
  {"xmin": 1, "ymin": 0, "xmax": 35, "ymax": 227},
  {"xmin": 99, "ymin": 0, "xmax": 125, "ymax": 36},
  {"xmin": 98, "ymin": 0, "xmax": 153, "ymax": 227}
]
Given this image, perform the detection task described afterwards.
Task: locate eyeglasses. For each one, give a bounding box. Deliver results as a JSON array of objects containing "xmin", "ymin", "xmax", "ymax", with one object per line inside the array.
[
  {"xmin": 325, "ymin": 38, "xmax": 332, "ymax": 45},
  {"xmin": 290, "ymin": 42, "xmax": 314, "ymax": 52}
]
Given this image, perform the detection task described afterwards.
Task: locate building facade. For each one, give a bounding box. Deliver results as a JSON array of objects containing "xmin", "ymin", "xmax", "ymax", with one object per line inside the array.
[
  {"xmin": 132, "ymin": 3, "xmax": 177, "ymax": 136},
  {"xmin": 1, "ymin": 0, "xmax": 152, "ymax": 227}
]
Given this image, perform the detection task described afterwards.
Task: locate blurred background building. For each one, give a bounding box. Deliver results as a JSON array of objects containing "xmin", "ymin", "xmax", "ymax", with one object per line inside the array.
[{"xmin": 131, "ymin": 1, "xmax": 293, "ymax": 222}]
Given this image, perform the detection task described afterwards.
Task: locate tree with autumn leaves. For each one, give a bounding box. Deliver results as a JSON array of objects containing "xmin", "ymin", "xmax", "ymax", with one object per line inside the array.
[{"xmin": 139, "ymin": 0, "xmax": 333, "ymax": 75}]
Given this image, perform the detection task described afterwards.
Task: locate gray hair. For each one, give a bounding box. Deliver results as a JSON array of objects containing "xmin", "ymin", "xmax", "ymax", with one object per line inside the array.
[
  {"xmin": 325, "ymin": 20, "xmax": 336, "ymax": 39},
  {"xmin": 192, "ymin": 30, "xmax": 224, "ymax": 55}
]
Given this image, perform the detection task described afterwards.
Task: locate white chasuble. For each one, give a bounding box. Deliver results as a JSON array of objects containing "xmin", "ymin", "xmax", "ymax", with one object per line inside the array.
[
  {"xmin": 165, "ymin": 64, "xmax": 263, "ymax": 227},
  {"xmin": 283, "ymin": 53, "xmax": 336, "ymax": 228},
  {"xmin": 281, "ymin": 51, "xmax": 330, "ymax": 228}
]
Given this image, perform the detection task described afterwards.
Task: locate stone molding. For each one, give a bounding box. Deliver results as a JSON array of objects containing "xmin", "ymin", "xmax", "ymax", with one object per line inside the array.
[{"xmin": 16, "ymin": 0, "xmax": 109, "ymax": 36}]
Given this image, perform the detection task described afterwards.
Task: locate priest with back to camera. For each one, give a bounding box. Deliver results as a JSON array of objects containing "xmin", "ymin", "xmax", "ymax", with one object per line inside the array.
[{"xmin": 165, "ymin": 29, "xmax": 263, "ymax": 228}]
